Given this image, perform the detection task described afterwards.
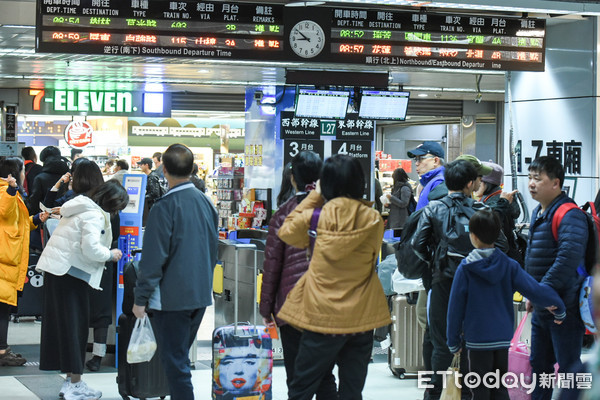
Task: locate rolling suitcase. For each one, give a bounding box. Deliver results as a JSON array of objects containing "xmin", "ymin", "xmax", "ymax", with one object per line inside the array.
[
  {"xmin": 116, "ymin": 313, "xmax": 169, "ymax": 400},
  {"xmin": 116, "ymin": 254, "xmax": 170, "ymax": 400},
  {"xmin": 212, "ymin": 243, "xmax": 273, "ymax": 400},
  {"xmin": 388, "ymin": 293, "xmax": 425, "ymax": 379},
  {"xmin": 12, "ymin": 251, "xmax": 44, "ymax": 321}
]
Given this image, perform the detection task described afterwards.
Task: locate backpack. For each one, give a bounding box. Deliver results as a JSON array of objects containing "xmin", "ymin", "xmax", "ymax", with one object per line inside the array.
[
  {"xmin": 551, "ymin": 201, "xmax": 600, "ymax": 276},
  {"xmin": 407, "ymin": 193, "xmax": 417, "ymax": 215},
  {"xmin": 395, "ymin": 207, "xmax": 429, "ymax": 280},
  {"xmin": 436, "ymin": 196, "xmax": 479, "ymax": 280},
  {"xmin": 551, "ymin": 201, "xmax": 599, "ymax": 334}
]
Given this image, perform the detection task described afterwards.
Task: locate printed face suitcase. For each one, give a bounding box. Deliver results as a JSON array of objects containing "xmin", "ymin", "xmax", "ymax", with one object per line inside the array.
[
  {"xmin": 212, "ymin": 244, "xmax": 273, "ymax": 400},
  {"xmin": 116, "ymin": 313, "xmax": 170, "ymax": 400},
  {"xmin": 388, "ymin": 293, "xmax": 425, "ymax": 378},
  {"xmin": 213, "ymin": 324, "xmax": 273, "ymax": 399}
]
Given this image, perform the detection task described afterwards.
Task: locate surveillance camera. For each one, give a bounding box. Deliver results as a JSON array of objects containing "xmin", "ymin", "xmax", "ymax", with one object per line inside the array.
[
  {"xmin": 475, "ymin": 93, "xmax": 483, "ymax": 104},
  {"xmin": 254, "ymin": 90, "xmax": 264, "ymax": 104}
]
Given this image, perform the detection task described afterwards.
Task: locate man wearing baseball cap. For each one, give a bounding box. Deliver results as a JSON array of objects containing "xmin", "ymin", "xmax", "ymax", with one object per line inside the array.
[{"xmin": 407, "ymin": 141, "xmax": 446, "ymax": 210}]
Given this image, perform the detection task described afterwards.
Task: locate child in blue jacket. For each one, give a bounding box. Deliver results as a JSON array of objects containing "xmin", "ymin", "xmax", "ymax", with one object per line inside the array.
[{"xmin": 447, "ymin": 209, "xmax": 566, "ymax": 400}]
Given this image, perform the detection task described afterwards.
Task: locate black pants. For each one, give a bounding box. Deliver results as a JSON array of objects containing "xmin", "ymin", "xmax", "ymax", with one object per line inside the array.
[
  {"xmin": 279, "ymin": 324, "xmax": 338, "ymax": 400},
  {"xmin": 153, "ymin": 308, "xmax": 205, "ymax": 400},
  {"xmin": 0, "ymin": 302, "xmax": 10, "ymax": 350},
  {"xmin": 428, "ymin": 279, "xmax": 468, "ymax": 398},
  {"xmin": 40, "ymin": 273, "xmax": 90, "ymax": 374},
  {"xmin": 467, "ymin": 349, "xmax": 509, "ymax": 400},
  {"xmin": 289, "ymin": 330, "xmax": 373, "ymax": 400}
]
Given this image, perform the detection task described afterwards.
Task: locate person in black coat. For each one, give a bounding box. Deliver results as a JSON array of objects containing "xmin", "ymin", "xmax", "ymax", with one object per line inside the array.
[
  {"xmin": 190, "ymin": 163, "xmax": 206, "ymax": 193},
  {"xmin": 27, "ymin": 146, "xmax": 69, "ymax": 251},
  {"xmin": 21, "ymin": 146, "xmax": 43, "ymax": 196}
]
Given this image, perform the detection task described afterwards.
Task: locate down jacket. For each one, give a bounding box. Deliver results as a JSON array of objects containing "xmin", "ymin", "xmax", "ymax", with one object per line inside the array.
[
  {"xmin": 525, "ymin": 193, "xmax": 588, "ymax": 310},
  {"xmin": 0, "ymin": 181, "xmax": 37, "ymax": 306},
  {"xmin": 37, "ymin": 195, "xmax": 112, "ymax": 290},
  {"xmin": 259, "ymin": 194, "xmax": 310, "ymax": 326},
  {"xmin": 276, "ymin": 190, "xmax": 391, "ymax": 334}
]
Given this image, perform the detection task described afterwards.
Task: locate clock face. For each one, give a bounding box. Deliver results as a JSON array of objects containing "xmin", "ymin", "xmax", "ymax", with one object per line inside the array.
[{"xmin": 289, "ymin": 20, "xmax": 325, "ymax": 58}]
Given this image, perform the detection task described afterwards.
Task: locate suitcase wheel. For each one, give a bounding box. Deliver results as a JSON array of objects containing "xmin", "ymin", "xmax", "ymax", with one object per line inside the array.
[{"xmin": 390, "ymin": 367, "xmax": 406, "ymax": 379}]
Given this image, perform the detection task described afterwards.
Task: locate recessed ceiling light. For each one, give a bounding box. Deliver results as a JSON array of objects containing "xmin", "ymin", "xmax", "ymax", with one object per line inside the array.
[
  {"xmin": 197, "ymin": 69, "xmax": 210, "ymax": 73},
  {"xmin": 418, "ymin": 93, "xmax": 429, "ymax": 97}
]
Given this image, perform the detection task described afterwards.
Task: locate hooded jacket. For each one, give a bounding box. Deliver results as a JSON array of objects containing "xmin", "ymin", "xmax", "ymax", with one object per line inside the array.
[
  {"xmin": 0, "ymin": 181, "xmax": 37, "ymax": 306},
  {"xmin": 276, "ymin": 190, "xmax": 391, "ymax": 334},
  {"xmin": 36, "ymin": 195, "xmax": 112, "ymax": 289},
  {"xmin": 447, "ymin": 248, "xmax": 566, "ymax": 352}
]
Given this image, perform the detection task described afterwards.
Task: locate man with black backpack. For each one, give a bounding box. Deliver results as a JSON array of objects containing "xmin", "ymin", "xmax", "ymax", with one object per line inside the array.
[
  {"xmin": 412, "ymin": 160, "xmax": 507, "ymax": 400},
  {"xmin": 525, "ymin": 156, "xmax": 587, "ymax": 400}
]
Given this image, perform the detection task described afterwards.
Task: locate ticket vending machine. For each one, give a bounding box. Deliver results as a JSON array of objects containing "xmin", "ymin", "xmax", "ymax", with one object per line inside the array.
[{"xmin": 115, "ymin": 173, "xmax": 146, "ymax": 366}]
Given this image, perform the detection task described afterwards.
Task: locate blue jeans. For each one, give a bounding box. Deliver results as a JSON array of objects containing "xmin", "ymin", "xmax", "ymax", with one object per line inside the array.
[
  {"xmin": 530, "ymin": 308, "xmax": 585, "ymax": 400},
  {"xmin": 152, "ymin": 308, "xmax": 206, "ymax": 400}
]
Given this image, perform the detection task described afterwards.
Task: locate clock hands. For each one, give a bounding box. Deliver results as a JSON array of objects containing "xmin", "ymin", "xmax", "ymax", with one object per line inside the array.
[{"xmin": 295, "ymin": 30, "xmax": 311, "ymax": 42}]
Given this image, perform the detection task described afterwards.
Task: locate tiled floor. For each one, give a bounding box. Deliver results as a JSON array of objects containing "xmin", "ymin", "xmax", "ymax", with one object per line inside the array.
[
  {"xmin": 2, "ymin": 306, "xmax": 425, "ymax": 399},
  {"xmin": 3, "ymin": 306, "xmax": 596, "ymax": 399}
]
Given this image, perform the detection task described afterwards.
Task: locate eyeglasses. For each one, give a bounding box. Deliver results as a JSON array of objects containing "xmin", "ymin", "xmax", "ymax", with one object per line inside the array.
[{"xmin": 414, "ymin": 155, "xmax": 435, "ymax": 163}]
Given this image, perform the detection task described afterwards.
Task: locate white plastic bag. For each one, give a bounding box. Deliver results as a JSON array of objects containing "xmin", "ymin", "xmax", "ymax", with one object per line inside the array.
[
  {"xmin": 127, "ymin": 315, "xmax": 157, "ymax": 363},
  {"xmin": 392, "ymin": 269, "xmax": 425, "ymax": 294}
]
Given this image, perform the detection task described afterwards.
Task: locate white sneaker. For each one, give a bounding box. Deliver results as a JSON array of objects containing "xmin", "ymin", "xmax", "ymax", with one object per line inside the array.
[
  {"xmin": 63, "ymin": 380, "xmax": 102, "ymax": 400},
  {"xmin": 59, "ymin": 377, "xmax": 71, "ymax": 397}
]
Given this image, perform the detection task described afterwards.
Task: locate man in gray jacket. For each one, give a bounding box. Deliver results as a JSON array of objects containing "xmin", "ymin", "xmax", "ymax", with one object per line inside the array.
[{"xmin": 133, "ymin": 144, "xmax": 219, "ymax": 400}]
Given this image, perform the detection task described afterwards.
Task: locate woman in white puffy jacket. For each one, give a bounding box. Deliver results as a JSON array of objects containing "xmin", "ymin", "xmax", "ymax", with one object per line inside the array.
[{"xmin": 37, "ymin": 180, "xmax": 128, "ymax": 400}]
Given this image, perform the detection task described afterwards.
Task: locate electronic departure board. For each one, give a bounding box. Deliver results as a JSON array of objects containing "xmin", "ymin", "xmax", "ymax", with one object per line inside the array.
[{"xmin": 36, "ymin": 1, "xmax": 546, "ymax": 72}]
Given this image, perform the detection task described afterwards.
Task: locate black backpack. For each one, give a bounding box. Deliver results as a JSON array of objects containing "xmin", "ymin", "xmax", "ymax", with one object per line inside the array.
[
  {"xmin": 395, "ymin": 207, "xmax": 429, "ymax": 280},
  {"xmin": 436, "ymin": 196, "xmax": 479, "ymax": 280},
  {"xmin": 407, "ymin": 194, "xmax": 417, "ymax": 215}
]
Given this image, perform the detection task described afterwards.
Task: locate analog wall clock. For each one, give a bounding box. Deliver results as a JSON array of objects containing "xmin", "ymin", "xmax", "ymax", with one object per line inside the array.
[{"xmin": 289, "ymin": 20, "xmax": 325, "ymax": 58}]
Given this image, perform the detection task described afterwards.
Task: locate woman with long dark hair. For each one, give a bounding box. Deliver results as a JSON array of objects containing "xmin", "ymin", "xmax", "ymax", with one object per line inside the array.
[
  {"xmin": 277, "ymin": 154, "xmax": 391, "ymax": 400},
  {"xmin": 386, "ymin": 167, "xmax": 414, "ymax": 236},
  {"xmin": 276, "ymin": 162, "xmax": 295, "ymax": 207},
  {"xmin": 37, "ymin": 180, "xmax": 128, "ymax": 399}
]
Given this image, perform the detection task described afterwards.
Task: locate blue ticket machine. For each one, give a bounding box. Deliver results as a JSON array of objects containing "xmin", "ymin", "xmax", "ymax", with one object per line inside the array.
[{"xmin": 115, "ymin": 173, "xmax": 147, "ymax": 366}]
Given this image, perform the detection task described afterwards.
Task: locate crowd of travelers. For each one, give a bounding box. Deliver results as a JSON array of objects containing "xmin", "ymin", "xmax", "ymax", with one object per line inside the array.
[{"xmin": 0, "ymin": 141, "xmax": 598, "ymax": 400}]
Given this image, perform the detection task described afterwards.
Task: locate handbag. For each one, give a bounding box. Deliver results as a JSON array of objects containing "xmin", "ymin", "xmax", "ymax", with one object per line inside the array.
[
  {"xmin": 440, "ymin": 353, "xmax": 461, "ymax": 400},
  {"xmin": 508, "ymin": 313, "xmax": 533, "ymax": 400}
]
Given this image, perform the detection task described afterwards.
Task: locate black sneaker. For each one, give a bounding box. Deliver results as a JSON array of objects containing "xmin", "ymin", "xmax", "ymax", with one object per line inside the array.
[
  {"xmin": 0, "ymin": 348, "xmax": 26, "ymax": 366},
  {"xmin": 85, "ymin": 356, "xmax": 102, "ymax": 372}
]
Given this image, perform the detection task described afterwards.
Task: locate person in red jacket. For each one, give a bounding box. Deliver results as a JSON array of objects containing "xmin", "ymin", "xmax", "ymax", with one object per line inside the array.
[{"xmin": 259, "ymin": 151, "xmax": 337, "ymax": 399}]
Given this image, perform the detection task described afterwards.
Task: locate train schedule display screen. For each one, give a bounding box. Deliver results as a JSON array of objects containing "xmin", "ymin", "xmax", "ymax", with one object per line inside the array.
[
  {"xmin": 295, "ymin": 89, "xmax": 350, "ymax": 120},
  {"xmin": 36, "ymin": 1, "xmax": 546, "ymax": 72},
  {"xmin": 359, "ymin": 90, "xmax": 409, "ymax": 121}
]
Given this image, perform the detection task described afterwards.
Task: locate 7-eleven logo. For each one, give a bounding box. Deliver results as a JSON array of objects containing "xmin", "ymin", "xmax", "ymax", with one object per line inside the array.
[{"xmin": 29, "ymin": 89, "xmax": 45, "ymax": 111}]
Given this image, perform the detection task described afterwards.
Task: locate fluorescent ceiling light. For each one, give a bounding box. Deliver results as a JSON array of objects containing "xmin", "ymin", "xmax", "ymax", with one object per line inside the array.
[{"xmin": 1, "ymin": 25, "xmax": 35, "ymax": 29}]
